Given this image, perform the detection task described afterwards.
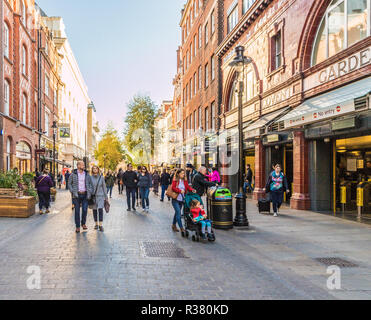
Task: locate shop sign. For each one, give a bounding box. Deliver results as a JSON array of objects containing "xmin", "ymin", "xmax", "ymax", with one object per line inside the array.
[
  {"xmin": 304, "ymin": 46, "xmax": 371, "ymax": 91},
  {"xmin": 262, "ymin": 86, "xmax": 294, "ymax": 109},
  {"xmin": 35, "ymin": 148, "xmax": 46, "ymax": 155},
  {"xmin": 331, "ymin": 117, "xmax": 357, "ymax": 131},
  {"xmin": 284, "ymin": 100, "xmax": 354, "ymax": 128},
  {"xmin": 16, "ymin": 151, "xmax": 31, "ymax": 160},
  {"xmin": 60, "ymin": 127, "xmax": 71, "ymax": 138},
  {"xmin": 266, "ymin": 134, "xmax": 280, "ymax": 143}
]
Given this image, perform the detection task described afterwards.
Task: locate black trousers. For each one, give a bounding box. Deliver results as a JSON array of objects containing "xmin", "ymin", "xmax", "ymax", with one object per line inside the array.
[
  {"xmin": 93, "ymin": 208, "xmax": 104, "ymax": 222},
  {"xmin": 38, "ymin": 191, "xmax": 50, "ymax": 210}
]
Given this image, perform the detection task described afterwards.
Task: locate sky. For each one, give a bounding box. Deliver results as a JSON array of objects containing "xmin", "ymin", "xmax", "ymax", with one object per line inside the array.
[{"xmin": 36, "ymin": 0, "xmax": 185, "ymax": 136}]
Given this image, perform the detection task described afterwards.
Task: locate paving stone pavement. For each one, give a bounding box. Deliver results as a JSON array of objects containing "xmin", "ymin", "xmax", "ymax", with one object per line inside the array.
[{"xmin": 0, "ymin": 188, "xmax": 370, "ymax": 300}]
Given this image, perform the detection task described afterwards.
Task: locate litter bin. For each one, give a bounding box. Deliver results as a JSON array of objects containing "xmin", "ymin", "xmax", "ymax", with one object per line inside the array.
[{"xmin": 207, "ymin": 186, "xmax": 233, "ymax": 230}]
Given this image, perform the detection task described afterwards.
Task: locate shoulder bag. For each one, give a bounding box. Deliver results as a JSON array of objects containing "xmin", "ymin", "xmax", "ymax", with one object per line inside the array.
[{"xmin": 166, "ymin": 182, "xmax": 179, "ymax": 200}]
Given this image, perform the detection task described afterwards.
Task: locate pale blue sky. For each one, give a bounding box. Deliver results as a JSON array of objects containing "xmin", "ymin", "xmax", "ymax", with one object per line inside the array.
[{"xmin": 36, "ymin": 0, "xmax": 184, "ymax": 135}]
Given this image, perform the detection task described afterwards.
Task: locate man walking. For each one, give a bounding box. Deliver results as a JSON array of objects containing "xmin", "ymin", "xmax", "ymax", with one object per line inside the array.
[
  {"xmin": 122, "ymin": 164, "xmax": 138, "ymax": 211},
  {"xmin": 243, "ymin": 164, "xmax": 254, "ymax": 194},
  {"xmin": 160, "ymin": 168, "xmax": 171, "ymax": 202},
  {"xmin": 117, "ymin": 169, "xmax": 124, "ymax": 195},
  {"xmin": 64, "ymin": 170, "xmax": 71, "ymax": 190},
  {"xmin": 186, "ymin": 164, "xmax": 197, "ymax": 186},
  {"xmin": 192, "ymin": 166, "xmax": 217, "ymax": 197},
  {"xmin": 68, "ymin": 161, "xmax": 93, "ymax": 233}
]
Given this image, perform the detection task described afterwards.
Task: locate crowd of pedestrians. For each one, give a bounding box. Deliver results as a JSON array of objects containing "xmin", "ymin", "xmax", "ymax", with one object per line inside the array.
[{"xmin": 38, "ymin": 158, "xmax": 290, "ymax": 234}]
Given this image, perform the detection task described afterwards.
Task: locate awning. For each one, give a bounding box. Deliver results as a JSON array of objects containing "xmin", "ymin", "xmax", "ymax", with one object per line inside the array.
[
  {"xmin": 40, "ymin": 156, "xmax": 71, "ymax": 167},
  {"xmin": 245, "ymin": 107, "xmax": 291, "ymax": 139},
  {"xmin": 281, "ymin": 77, "xmax": 371, "ymax": 129}
]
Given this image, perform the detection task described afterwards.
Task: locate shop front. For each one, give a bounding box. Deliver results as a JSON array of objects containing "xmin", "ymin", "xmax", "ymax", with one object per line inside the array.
[
  {"xmin": 16, "ymin": 141, "xmax": 32, "ymax": 174},
  {"xmin": 281, "ymin": 76, "xmax": 371, "ymax": 217}
]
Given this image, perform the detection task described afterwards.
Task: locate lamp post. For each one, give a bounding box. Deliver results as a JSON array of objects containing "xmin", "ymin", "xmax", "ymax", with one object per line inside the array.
[
  {"xmin": 52, "ymin": 121, "xmax": 58, "ymax": 177},
  {"xmin": 103, "ymin": 153, "xmax": 107, "ymax": 174},
  {"xmin": 229, "ymin": 46, "xmax": 252, "ymax": 227}
]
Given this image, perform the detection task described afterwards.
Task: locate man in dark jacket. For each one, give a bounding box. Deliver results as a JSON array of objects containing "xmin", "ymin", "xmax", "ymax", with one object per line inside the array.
[
  {"xmin": 117, "ymin": 169, "xmax": 124, "ymax": 194},
  {"xmin": 160, "ymin": 169, "xmax": 171, "ymax": 202},
  {"xmin": 122, "ymin": 164, "xmax": 138, "ymax": 211},
  {"xmin": 64, "ymin": 170, "xmax": 71, "ymax": 190},
  {"xmin": 186, "ymin": 164, "xmax": 197, "ymax": 186},
  {"xmin": 243, "ymin": 164, "xmax": 254, "ymax": 194},
  {"xmin": 192, "ymin": 166, "xmax": 217, "ymax": 197}
]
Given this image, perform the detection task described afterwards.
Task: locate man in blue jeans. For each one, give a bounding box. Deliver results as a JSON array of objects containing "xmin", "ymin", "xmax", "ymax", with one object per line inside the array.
[
  {"xmin": 160, "ymin": 168, "xmax": 171, "ymax": 202},
  {"xmin": 122, "ymin": 164, "xmax": 138, "ymax": 211},
  {"xmin": 68, "ymin": 161, "xmax": 93, "ymax": 233}
]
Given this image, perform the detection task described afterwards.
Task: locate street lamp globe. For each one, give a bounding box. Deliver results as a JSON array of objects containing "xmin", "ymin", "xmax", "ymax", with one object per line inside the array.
[{"xmin": 228, "ymin": 45, "xmax": 252, "ymax": 75}]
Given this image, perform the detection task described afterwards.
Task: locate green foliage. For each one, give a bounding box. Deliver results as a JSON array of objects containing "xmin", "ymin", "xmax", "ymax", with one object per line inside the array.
[
  {"xmin": 22, "ymin": 173, "xmax": 37, "ymax": 199},
  {"xmin": 94, "ymin": 125, "xmax": 125, "ymax": 171},
  {"xmin": 123, "ymin": 94, "xmax": 158, "ymax": 165},
  {"xmin": 0, "ymin": 170, "xmax": 21, "ymax": 189}
]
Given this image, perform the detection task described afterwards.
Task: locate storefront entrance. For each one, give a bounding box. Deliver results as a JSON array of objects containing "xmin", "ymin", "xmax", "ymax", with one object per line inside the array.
[
  {"xmin": 244, "ymin": 148, "xmax": 255, "ymax": 198},
  {"xmin": 16, "ymin": 142, "xmax": 32, "ymax": 174},
  {"xmin": 335, "ymin": 135, "xmax": 371, "ymax": 219},
  {"xmin": 266, "ymin": 144, "xmax": 293, "ymax": 203}
]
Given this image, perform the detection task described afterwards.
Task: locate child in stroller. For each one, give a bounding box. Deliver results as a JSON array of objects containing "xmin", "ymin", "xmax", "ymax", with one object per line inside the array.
[
  {"xmin": 190, "ymin": 200, "xmax": 215, "ymax": 241},
  {"xmin": 183, "ymin": 193, "xmax": 216, "ymax": 242}
]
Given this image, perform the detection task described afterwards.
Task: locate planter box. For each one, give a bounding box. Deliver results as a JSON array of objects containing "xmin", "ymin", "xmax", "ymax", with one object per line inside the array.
[
  {"xmin": 0, "ymin": 188, "xmax": 17, "ymax": 198},
  {"xmin": 0, "ymin": 196, "xmax": 36, "ymax": 218}
]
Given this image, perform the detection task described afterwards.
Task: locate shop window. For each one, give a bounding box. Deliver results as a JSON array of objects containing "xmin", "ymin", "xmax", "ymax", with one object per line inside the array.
[{"xmin": 311, "ymin": 0, "xmax": 370, "ymax": 66}]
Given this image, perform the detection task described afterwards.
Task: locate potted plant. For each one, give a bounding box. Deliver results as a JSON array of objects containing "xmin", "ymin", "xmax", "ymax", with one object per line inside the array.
[
  {"xmin": 0, "ymin": 170, "xmax": 37, "ymax": 218},
  {"xmin": 0, "ymin": 170, "xmax": 21, "ymax": 197}
]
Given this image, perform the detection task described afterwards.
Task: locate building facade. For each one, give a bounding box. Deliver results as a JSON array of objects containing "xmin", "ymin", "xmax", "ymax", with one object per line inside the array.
[
  {"xmin": 2, "ymin": 0, "xmax": 39, "ymax": 174},
  {"xmin": 179, "ymin": 0, "xmax": 224, "ymax": 168},
  {"xmin": 44, "ymin": 17, "xmax": 92, "ymax": 169},
  {"xmin": 215, "ymin": 0, "xmax": 370, "ymax": 214}
]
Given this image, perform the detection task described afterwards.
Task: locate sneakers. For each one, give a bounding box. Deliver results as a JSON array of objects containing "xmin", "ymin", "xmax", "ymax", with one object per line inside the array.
[
  {"xmin": 127, "ymin": 208, "xmax": 131, "ymax": 212},
  {"xmin": 201, "ymin": 233, "xmax": 207, "ymax": 240},
  {"xmin": 133, "ymin": 208, "xmax": 136, "ymax": 212},
  {"xmin": 94, "ymin": 225, "xmax": 99, "ymax": 230},
  {"xmin": 274, "ymin": 212, "xmax": 278, "ymax": 217},
  {"xmin": 99, "ymin": 226, "xmax": 104, "ymax": 232}
]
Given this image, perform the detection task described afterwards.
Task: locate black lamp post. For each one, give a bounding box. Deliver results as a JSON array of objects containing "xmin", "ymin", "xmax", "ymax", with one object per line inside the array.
[
  {"xmin": 229, "ymin": 46, "xmax": 252, "ymax": 227},
  {"xmin": 52, "ymin": 121, "xmax": 58, "ymax": 181}
]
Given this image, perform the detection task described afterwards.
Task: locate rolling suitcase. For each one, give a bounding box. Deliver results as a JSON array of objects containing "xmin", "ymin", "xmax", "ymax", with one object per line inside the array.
[{"xmin": 258, "ymin": 198, "xmax": 271, "ymax": 213}]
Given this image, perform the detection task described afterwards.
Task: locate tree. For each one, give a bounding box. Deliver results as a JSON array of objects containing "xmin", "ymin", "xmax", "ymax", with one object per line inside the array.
[
  {"xmin": 94, "ymin": 126, "xmax": 124, "ymax": 172},
  {"xmin": 123, "ymin": 94, "xmax": 158, "ymax": 165}
]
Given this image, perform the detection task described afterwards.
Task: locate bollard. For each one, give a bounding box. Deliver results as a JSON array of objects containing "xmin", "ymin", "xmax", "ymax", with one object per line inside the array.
[
  {"xmin": 357, "ymin": 184, "xmax": 365, "ymax": 218},
  {"xmin": 340, "ymin": 186, "xmax": 346, "ymax": 213}
]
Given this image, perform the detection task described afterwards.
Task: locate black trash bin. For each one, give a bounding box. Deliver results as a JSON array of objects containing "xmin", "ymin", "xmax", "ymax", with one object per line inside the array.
[{"xmin": 207, "ymin": 187, "xmax": 233, "ymax": 230}]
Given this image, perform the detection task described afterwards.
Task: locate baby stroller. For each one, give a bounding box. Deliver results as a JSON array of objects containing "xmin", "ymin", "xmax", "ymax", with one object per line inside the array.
[{"xmin": 182, "ymin": 193, "xmax": 216, "ymax": 242}]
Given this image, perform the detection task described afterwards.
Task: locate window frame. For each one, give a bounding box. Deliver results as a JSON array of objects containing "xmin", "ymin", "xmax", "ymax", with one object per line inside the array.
[
  {"xmin": 4, "ymin": 23, "xmax": 9, "ymax": 58},
  {"xmin": 4, "ymin": 80, "xmax": 10, "ymax": 116}
]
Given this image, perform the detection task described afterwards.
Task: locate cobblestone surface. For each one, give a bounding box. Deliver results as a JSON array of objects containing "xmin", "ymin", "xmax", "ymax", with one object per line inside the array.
[{"xmin": 0, "ymin": 188, "xmax": 370, "ymax": 300}]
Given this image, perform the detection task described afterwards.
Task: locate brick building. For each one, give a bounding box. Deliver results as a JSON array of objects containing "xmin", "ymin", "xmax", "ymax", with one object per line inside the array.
[
  {"xmin": 215, "ymin": 0, "xmax": 371, "ymax": 215},
  {"xmin": 179, "ymin": 0, "xmax": 224, "ymax": 168},
  {"xmin": 35, "ymin": 5, "xmax": 62, "ymax": 174},
  {"xmin": 2, "ymin": 0, "xmax": 39, "ymax": 174}
]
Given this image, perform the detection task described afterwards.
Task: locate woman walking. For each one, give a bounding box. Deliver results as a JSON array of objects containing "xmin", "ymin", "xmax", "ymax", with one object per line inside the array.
[
  {"xmin": 152, "ymin": 170, "xmax": 160, "ymax": 196},
  {"xmin": 137, "ymin": 166, "xmax": 152, "ymax": 212},
  {"xmin": 265, "ymin": 164, "xmax": 289, "ymax": 217},
  {"xmin": 105, "ymin": 170, "xmax": 115, "ymax": 198},
  {"xmin": 171, "ymin": 169, "xmax": 196, "ymax": 233},
  {"xmin": 90, "ymin": 166, "xmax": 108, "ymax": 232},
  {"xmin": 35, "ymin": 168, "xmax": 54, "ymax": 215}
]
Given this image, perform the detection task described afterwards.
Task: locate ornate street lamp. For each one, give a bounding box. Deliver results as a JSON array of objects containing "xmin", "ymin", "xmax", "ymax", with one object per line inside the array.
[
  {"xmin": 229, "ymin": 46, "xmax": 252, "ymax": 227},
  {"xmin": 52, "ymin": 120, "xmax": 58, "ymax": 182}
]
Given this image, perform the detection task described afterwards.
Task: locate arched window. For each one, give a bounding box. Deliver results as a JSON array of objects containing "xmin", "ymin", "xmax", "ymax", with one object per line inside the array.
[
  {"xmin": 4, "ymin": 23, "xmax": 9, "ymax": 58},
  {"xmin": 6, "ymin": 137, "xmax": 11, "ymax": 171},
  {"xmin": 312, "ymin": 0, "xmax": 370, "ymax": 66},
  {"xmin": 22, "ymin": 45, "xmax": 27, "ymax": 75}
]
